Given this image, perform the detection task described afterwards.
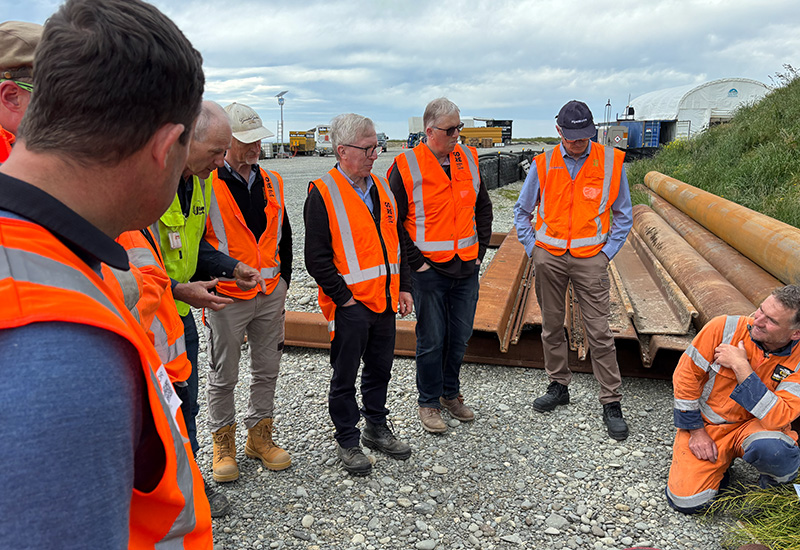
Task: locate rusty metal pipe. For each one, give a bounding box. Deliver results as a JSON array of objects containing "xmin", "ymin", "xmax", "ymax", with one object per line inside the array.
[
  {"xmin": 636, "ymin": 185, "xmax": 782, "ymax": 306},
  {"xmin": 645, "ymin": 171, "xmax": 800, "ymax": 285},
  {"xmin": 633, "ymin": 204, "xmax": 755, "ymax": 326}
]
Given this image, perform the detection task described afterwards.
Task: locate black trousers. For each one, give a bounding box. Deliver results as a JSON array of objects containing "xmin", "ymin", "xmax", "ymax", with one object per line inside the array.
[{"xmin": 329, "ymin": 302, "xmax": 396, "ymax": 447}]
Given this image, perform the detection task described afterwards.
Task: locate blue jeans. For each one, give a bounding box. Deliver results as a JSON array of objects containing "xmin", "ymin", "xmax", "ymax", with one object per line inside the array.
[
  {"xmin": 411, "ymin": 265, "xmax": 480, "ymax": 407},
  {"xmin": 175, "ymin": 313, "xmax": 200, "ymax": 455}
]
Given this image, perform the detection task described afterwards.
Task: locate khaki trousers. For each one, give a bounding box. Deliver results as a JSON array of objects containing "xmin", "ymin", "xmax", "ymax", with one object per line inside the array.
[
  {"xmin": 532, "ymin": 247, "xmax": 622, "ymax": 403},
  {"xmin": 205, "ymin": 278, "xmax": 287, "ymax": 431}
]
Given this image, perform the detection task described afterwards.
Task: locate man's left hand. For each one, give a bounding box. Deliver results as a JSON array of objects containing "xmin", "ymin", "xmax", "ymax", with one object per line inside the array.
[
  {"xmin": 398, "ymin": 291, "xmax": 413, "ymax": 317},
  {"xmin": 233, "ymin": 261, "xmax": 266, "ymax": 293},
  {"xmin": 714, "ymin": 341, "xmax": 753, "ymax": 383}
]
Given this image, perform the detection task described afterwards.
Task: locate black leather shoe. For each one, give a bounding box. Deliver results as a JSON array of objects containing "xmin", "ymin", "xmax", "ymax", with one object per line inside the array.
[
  {"xmin": 602, "ymin": 401, "xmax": 629, "ymax": 441},
  {"xmin": 204, "ymin": 478, "xmax": 232, "ymax": 518},
  {"xmin": 361, "ymin": 420, "xmax": 412, "ymax": 460},
  {"xmin": 337, "ymin": 444, "xmax": 372, "ymax": 476},
  {"xmin": 533, "ymin": 381, "xmax": 570, "ymax": 412}
]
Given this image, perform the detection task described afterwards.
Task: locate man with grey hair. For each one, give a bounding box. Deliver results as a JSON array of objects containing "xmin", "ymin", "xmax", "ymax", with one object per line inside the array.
[
  {"xmin": 152, "ymin": 100, "xmax": 264, "ymax": 517},
  {"xmin": 305, "ymin": 113, "xmax": 413, "ymax": 475},
  {"xmin": 0, "ymin": 21, "xmax": 42, "ymax": 162},
  {"xmin": 667, "ymin": 285, "xmax": 800, "ymax": 514},
  {"xmin": 388, "ymin": 97, "xmax": 493, "ymax": 434}
]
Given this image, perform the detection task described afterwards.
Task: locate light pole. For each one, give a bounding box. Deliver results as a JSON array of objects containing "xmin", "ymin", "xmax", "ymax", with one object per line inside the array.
[{"xmin": 276, "ymin": 90, "xmax": 288, "ymax": 155}]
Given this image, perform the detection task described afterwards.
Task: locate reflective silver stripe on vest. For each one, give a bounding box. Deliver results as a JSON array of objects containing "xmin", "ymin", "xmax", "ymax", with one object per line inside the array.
[
  {"xmin": 263, "ymin": 169, "xmax": 283, "ymax": 277},
  {"xmin": 320, "ymin": 172, "xmax": 400, "ymax": 284},
  {"xmin": 103, "ymin": 265, "xmax": 141, "ymax": 322},
  {"xmin": 149, "ymin": 367, "xmax": 197, "ymax": 548},
  {"xmin": 673, "ymin": 398, "xmax": 700, "ymax": 410},
  {"xmin": 328, "ymin": 319, "xmax": 335, "ymax": 333},
  {"xmin": 699, "ymin": 316, "xmax": 741, "ymax": 424},
  {"xmin": 206, "ymin": 190, "xmax": 229, "ymax": 255},
  {"xmin": 776, "ymin": 380, "xmax": 800, "ymax": 399},
  {"xmin": 1, "ymin": 247, "xmax": 118, "ymax": 313},
  {"xmin": 150, "ymin": 315, "xmax": 187, "ymax": 365},
  {"xmin": 127, "ymin": 246, "xmax": 160, "ymax": 270},
  {"xmin": 1, "ymin": 243, "xmax": 197, "ymax": 544},
  {"xmin": 403, "ymin": 145, "xmax": 478, "ymax": 253}
]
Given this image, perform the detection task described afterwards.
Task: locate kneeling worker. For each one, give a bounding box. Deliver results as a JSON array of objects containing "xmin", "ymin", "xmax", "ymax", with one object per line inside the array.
[{"xmin": 667, "ymin": 285, "xmax": 800, "ymax": 513}]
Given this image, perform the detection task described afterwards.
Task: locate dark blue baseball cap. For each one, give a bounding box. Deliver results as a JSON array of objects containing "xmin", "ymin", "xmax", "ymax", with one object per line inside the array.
[{"xmin": 557, "ymin": 100, "xmax": 595, "ymax": 140}]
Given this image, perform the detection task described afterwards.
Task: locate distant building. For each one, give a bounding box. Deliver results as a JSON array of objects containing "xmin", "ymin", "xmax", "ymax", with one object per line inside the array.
[{"xmin": 627, "ymin": 77, "xmax": 770, "ymax": 140}]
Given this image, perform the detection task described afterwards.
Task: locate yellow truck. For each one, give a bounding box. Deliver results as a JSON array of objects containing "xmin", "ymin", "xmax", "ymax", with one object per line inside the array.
[{"xmin": 289, "ymin": 130, "xmax": 316, "ymax": 156}]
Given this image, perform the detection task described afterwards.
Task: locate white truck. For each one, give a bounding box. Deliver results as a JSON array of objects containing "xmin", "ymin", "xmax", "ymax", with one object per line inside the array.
[{"xmin": 315, "ymin": 125, "xmax": 333, "ymax": 156}]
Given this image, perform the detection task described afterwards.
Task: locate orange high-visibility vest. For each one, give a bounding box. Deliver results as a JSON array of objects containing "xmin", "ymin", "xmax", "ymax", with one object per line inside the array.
[
  {"xmin": 391, "ymin": 143, "xmax": 480, "ymax": 263},
  {"xmin": 310, "ymin": 168, "xmax": 400, "ymax": 339},
  {"xmin": 533, "ymin": 142, "xmax": 625, "ymax": 258},
  {"xmin": 673, "ymin": 314, "xmax": 800, "ymax": 433},
  {"xmin": 0, "ymin": 214, "xmax": 212, "ymax": 548},
  {"xmin": 117, "ymin": 229, "xmax": 190, "ymax": 383},
  {"xmin": 0, "ymin": 123, "xmax": 14, "ymax": 163},
  {"xmin": 205, "ymin": 167, "xmax": 284, "ymax": 299}
]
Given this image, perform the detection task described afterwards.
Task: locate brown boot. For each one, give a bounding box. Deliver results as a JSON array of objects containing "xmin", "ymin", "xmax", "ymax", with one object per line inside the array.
[
  {"xmin": 418, "ymin": 407, "xmax": 448, "ymax": 433},
  {"xmin": 212, "ymin": 423, "xmax": 239, "ymax": 482},
  {"xmin": 245, "ymin": 418, "xmax": 291, "ymax": 471},
  {"xmin": 439, "ymin": 394, "xmax": 475, "ymax": 422}
]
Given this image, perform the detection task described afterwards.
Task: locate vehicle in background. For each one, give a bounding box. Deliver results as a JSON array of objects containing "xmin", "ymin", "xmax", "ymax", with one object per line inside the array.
[
  {"xmin": 407, "ymin": 131, "xmax": 425, "ymax": 148},
  {"xmin": 290, "ymin": 130, "xmax": 316, "ymax": 156},
  {"xmin": 315, "ymin": 125, "xmax": 332, "ymax": 156},
  {"xmin": 376, "ymin": 132, "xmax": 388, "ymax": 151}
]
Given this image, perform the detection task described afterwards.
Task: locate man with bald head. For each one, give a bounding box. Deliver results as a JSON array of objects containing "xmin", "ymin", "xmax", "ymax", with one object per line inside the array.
[
  {"xmin": 152, "ymin": 100, "xmax": 264, "ymax": 516},
  {"xmin": 0, "ymin": 21, "xmax": 42, "ymax": 162}
]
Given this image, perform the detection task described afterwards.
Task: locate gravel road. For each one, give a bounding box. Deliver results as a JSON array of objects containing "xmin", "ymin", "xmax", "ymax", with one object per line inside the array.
[{"xmin": 193, "ymin": 146, "xmax": 738, "ymax": 550}]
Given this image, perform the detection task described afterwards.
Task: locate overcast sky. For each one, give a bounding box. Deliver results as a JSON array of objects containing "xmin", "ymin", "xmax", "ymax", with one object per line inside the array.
[{"xmin": 6, "ymin": 0, "xmax": 799, "ymax": 140}]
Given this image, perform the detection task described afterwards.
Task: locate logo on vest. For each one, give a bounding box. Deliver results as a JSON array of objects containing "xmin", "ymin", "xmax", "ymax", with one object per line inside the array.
[
  {"xmin": 583, "ymin": 187, "xmax": 601, "ymax": 200},
  {"xmin": 772, "ymin": 364, "xmax": 792, "ymax": 382},
  {"xmin": 453, "ymin": 150, "xmax": 464, "ymax": 170},
  {"xmin": 192, "ymin": 205, "xmax": 205, "ymax": 216},
  {"xmin": 384, "ymin": 201, "xmax": 395, "ymax": 224}
]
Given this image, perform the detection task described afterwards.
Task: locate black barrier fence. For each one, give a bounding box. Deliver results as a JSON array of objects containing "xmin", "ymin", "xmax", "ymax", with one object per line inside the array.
[{"xmin": 477, "ymin": 149, "xmax": 542, "ymax": 190}]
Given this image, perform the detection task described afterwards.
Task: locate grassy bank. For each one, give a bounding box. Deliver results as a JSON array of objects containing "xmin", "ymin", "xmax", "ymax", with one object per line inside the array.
[{"xmin": 626, "ymin": 77, "xmax": 800, "ymax": 229}]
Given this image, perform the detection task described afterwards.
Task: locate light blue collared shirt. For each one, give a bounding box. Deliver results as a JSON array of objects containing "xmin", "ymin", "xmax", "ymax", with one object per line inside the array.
[
  {"xmin": 513, "ymin": 141, "xmax": 633, "ymax": 260},
  {"xmin": 336, "ymin": 163, "xmax": 375, "ymax": 214},
  {"xmin": 224, "ymin": 160, "xmax": 258, "ymax": 190}
]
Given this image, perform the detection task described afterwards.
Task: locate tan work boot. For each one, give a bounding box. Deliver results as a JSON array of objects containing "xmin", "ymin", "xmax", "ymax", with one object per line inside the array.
[
  {"xmin": 245, "ymin": 418, "xmax": 291, "ymax": 471},
  {"xmin": 440, "ymin": 394, "xmax": 475, "ymax": 422},
  {"xmin": 418, "ymin": 407, "xmax": 448, "ymax": 433},
  {"xmin": 212, "ymin": 423, "xmax": 239, "ymax": 482}
]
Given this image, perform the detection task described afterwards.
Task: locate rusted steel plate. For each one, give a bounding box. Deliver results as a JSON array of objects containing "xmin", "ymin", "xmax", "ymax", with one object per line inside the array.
[
  {"xmin": 645, "ymin": 171, "xmax": 800, "ymax": 285},
  {"xmin": 612, "ymin": 232, "xmax": 697, "ymax": 334},
  {"xmin": 633, "ymin": 204, "xmax": 755, "ymax": 326},
  {"xmin": 472, "ymin": 228, "xmax": 528, "ymax": 348},
  {"xmin": 639, "ymin": 185, "xmax": 782, "ymax": 306},
  {"xmin": 489, "ymin": 232, "xmax": 508, "ymax": 248},
  {"xmin": 285, "ymin": 311, "xmax": 675, "ymax": 379},
  {"xmin": 520, "ymin": 273, "xmax": 543, "ymax": 328}
]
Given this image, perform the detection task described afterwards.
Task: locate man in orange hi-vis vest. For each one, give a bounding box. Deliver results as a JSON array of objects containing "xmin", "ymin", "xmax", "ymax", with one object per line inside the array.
[
  {"xmin": 203, "ymin": 102, "xmax": 293, "ymax": 483},
  {"xmin": 388, "ymin": 98, "xmax": 493, "ymax": 434},
  {"xmin": 667, "ymin": 286, "xmax": 800, "ymax": 514},
  {"xmin": 514, "ymin": 100, "xmax": 633, "ymax": 441},
  {"xmin": 305, "ymin": 113, "xmax": 414, "ymax": 476},
  {"xmin": 0, "ymin": 0, "xmax": 212, "ymax": 547}
]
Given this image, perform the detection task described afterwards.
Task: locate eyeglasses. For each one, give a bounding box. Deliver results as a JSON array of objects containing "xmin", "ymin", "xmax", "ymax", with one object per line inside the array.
[
  {"xmin": 433, "ymin": 123, "xmax": 464, "ymax": 136},
  {"xmin": 342, "ymin": 143, "xmax": 379, "ymax": 158},
  {"xmin": 0, "ymin": 79, "xmax": 33, "ymax": 93}
]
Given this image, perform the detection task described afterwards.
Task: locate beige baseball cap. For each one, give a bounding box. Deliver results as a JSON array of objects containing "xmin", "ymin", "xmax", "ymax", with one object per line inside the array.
[
  {"xmin": 224, "ymin": 102, "xmax": 274, "ymax": 144},
  {"xmin": 0, "ymin": 21, "xmax": 43, "ymax": 80}
]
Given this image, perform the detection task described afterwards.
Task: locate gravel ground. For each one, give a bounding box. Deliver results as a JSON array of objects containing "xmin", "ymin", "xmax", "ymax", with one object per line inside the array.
[{"xmin": 193, "ymin": 146, "xmax": 740, "ymax": 549}]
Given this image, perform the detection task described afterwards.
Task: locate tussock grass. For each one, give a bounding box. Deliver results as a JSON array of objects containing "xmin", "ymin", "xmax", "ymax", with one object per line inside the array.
[
  {"xmin": 627, "ymin": 77, "xmax": 800, "ymax": 228},
  {"xmin": 707, "ymin": 480, "xmax": 800, "ymax": 550}
]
